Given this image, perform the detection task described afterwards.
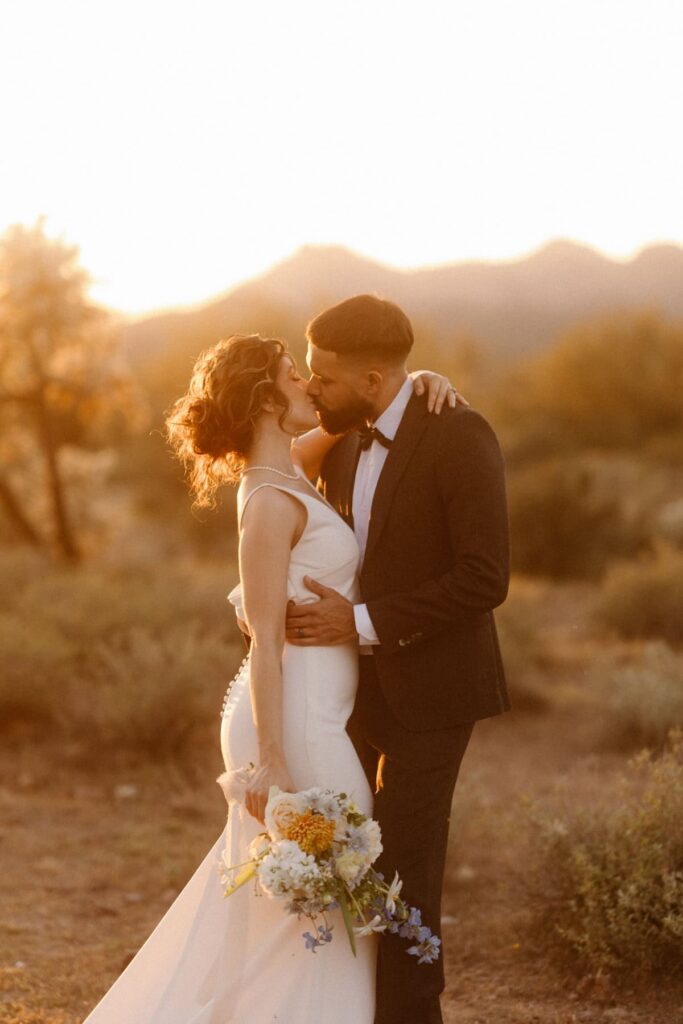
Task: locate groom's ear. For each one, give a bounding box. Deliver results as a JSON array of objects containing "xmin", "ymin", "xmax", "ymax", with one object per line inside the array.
[{"xmin": 365, "ymin": 369, "xmax": 383, "ymax": 395}]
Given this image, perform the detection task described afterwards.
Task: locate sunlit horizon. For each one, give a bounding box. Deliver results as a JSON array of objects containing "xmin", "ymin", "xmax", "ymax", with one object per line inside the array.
[
  {"xmin": 3, "ymin": 0, "xmax": 682, "ymax": 316},
  {"xmin": 85, "ymin": 232, "xmax": 683, "ymax": 321}
]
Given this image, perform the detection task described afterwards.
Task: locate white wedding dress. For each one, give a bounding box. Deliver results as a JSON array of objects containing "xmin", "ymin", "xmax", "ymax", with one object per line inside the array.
[{"xmin": 82, "ymin": 469, "xmax": 377, "ymax": 1024}]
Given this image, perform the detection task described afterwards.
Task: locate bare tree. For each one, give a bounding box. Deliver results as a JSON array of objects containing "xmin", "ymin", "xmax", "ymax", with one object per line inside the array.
[{"xmin": 0, "ymin": 218, "xmax": 145, "ymax": 560}]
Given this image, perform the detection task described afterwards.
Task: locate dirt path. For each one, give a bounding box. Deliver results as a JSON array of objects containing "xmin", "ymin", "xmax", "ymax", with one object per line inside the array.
[{"xmin": 2, "ymin": 702, "xmax": 681, "ymax": 1024}]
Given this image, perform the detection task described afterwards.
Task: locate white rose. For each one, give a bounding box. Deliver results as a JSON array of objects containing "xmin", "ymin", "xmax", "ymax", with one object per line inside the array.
[{"xmin": 264, "ymin": 789, "xmax": 306, "ymax": 840}]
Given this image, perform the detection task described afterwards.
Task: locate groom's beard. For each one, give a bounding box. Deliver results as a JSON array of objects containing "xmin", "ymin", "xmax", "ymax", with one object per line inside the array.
[{"xmin": 314, "ymin": 394, "xmax": 375, "ymax": 435}]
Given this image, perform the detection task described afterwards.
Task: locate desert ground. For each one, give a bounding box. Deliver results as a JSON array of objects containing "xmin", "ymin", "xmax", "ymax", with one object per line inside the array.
[{"xmin": 3, "ymin": 578, "xmax": 681, "ymax": 1024}]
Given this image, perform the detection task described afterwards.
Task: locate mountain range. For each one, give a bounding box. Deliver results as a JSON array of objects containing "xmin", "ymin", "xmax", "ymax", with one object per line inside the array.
[{"xmin": 122, "ymin": 238, "xmax": 683, "ymax": 375}]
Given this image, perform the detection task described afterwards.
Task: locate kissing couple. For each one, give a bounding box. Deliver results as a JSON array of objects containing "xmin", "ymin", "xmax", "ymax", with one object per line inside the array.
[{"xmin": 82, "ymin": 293, "xmax": 510, "ymax": 1024}]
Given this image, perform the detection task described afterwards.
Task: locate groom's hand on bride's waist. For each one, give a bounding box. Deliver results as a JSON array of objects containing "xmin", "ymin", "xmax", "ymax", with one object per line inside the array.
[{"xmin": 285, "ymin": 577, "xmax": 358, "ymax": 646}]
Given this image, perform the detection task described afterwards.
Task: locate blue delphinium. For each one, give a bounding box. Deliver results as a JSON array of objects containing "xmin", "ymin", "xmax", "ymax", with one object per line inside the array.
[
  {"xmin": 303, "ymin": 924, "xmax": 334, "ymax": 952},
  {"xmin": 357, "ymin": 894, "xmax": 440, "ymax": 961},
  {"xmin": 398, "ymin": 906, "xmax": 422, "ymax": 939},
  {"xmin": 407, "ymin": 933, "xmax": 442, "ymax": 964}
]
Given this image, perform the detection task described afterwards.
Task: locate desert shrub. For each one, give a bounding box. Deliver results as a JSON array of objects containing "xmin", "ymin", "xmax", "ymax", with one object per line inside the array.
[
  {"xmin": 521, "ymin": 730, "xmax": 683, "ymax": 978},
  {"xmin": 508, "ymin": 458, "xmax": 647, "ymax": 579},
  {"xmin": 68, "ymin": 624, "xmax": 237, "ymax": 757},
  {"xmin": 597, "ymin": 642, "xmax": 683, "ymax": 752},
  {"xmin": 0, "ymin": 550, "xmax": 244, "ymax": 757},
  {"xmin": 596, "ymin": 542, "xmax": 683, "ymax": 646}
]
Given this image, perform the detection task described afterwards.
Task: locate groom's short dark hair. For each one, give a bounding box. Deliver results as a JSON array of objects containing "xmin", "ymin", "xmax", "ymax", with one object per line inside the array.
[{"xmin": 306, "ymin": 294, "xmax": 414, "ymax": 364}]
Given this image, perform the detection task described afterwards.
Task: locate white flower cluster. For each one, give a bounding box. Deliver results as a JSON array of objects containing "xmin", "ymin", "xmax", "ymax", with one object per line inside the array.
[{"xmin": 259, "ymin": 840, "xmax": 323, "ymax": 899}]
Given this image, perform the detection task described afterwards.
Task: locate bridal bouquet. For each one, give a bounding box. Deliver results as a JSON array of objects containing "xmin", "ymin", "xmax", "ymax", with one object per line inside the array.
[{"xmin": 216, "ymin": 770, "xmax": 440, "ymax": 963}]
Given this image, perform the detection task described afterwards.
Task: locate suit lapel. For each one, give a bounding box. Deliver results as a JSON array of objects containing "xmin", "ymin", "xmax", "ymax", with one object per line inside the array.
[{"xmin": 364, "ymin": 394, "xmax": 430, "ymax": 562}]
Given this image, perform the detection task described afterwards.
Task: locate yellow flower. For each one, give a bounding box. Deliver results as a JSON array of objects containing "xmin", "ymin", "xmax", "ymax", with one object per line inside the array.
[{"xmin": 285, "ymin": 811, "xmax": 336, "ymax": 856}]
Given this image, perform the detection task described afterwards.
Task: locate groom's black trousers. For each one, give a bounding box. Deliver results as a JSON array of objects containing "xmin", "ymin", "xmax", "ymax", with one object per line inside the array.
[{"xmin": 347, "ymin": 656, "xmax": 475, "ymax": 1024}]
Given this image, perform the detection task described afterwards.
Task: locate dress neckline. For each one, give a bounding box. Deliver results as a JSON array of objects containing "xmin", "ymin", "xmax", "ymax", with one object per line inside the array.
[
  {"xmin": 292, "ymin": 464, "xmax": 337, "ymax": 511},
  {"xmin": 237, "ymin": 468, "xmax": 336, "ymax": 531}
]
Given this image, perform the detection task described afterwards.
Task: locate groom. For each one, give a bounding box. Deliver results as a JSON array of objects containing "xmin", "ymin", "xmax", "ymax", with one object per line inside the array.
[{"xmin": 285, "ymin": 294, "xmax": 511, "ymax": 1024}]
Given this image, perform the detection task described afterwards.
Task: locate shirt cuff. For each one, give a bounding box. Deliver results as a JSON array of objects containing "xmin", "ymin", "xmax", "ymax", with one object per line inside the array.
[{"xmin": 353, "ymin": 603, "xmax": 380, "ymax": 646}]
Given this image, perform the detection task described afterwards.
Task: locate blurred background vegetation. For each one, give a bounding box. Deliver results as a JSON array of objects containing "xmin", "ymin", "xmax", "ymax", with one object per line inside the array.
[
  {"xmin": 2, "ymin": 220, "xmax": 682, "ymax": 996},
  {"xmin": 2, "ymin": 218, "xmax": 682, "ymax": 753}
]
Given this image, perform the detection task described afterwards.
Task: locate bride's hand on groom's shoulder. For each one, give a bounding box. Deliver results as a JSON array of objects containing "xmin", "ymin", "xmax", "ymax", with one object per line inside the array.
[
  {"xmin": 245, "ymin": 758, "xmax": 296, "ymax": 824},
  {"xmin": 410, "ymin": 369, "xmax": 470, "ymax": 413}
]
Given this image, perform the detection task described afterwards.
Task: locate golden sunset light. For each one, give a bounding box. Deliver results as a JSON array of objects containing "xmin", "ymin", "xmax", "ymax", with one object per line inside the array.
[
  {"xmin": 2, "ymin": 0, "xmax": 682, "ymax": 314},
  {"xmin": 3, "ymin": 4, "xmax": 683, "ymax": 1021}
]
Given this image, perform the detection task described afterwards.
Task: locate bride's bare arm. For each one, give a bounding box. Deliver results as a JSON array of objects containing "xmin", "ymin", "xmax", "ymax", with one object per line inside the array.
[
  {"xmin": 291, "ymin": 371, "xmax": 468, "ymax": 479},
  {"xmin": 291, "ymin": 427, "xmax": 339, "ymax": 479},
  {"xmin": 239, "ymin": 488, "xmax": 305, "ymax": 822}
]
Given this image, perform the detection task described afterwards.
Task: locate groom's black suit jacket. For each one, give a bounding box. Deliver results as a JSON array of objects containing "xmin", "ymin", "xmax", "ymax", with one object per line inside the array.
[{"xmin": 319, "ymin": 392, "xmax": 511, "ymax": 731}]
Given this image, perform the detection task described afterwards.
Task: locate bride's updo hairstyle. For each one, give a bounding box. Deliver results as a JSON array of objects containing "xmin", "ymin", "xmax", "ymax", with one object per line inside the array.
[{"xmin": 165, "ymin": 334, "xmax": 290, "ymax": 508}]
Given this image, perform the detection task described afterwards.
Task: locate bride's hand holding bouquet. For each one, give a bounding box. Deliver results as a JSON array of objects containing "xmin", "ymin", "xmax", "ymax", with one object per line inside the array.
[{"xmin": 244, "ymin": 754, "xmax": 296, "ymax": 825}]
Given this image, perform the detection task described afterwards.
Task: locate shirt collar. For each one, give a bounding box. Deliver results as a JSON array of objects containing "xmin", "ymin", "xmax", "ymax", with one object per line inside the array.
[{"xmin": 372, "ymin": 377, "xmax": 413, "ymax": 441}]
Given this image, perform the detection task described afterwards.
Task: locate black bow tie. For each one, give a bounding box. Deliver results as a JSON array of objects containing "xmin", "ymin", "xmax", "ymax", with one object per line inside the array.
[{"xmin": 358, "ymin": 423, "xmax": 393, "ymax": 451}]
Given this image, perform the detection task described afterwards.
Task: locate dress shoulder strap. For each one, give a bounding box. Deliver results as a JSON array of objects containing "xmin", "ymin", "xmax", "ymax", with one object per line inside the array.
[{"xmin": 238, "ymin": 482, "xmax": 318, "ymax": 531}]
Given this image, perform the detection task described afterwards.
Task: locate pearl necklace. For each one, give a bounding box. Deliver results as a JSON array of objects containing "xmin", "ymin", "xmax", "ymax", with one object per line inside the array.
[{"xmin": 241, "ymin": 464, "xmax": 300, "ymax": 480}]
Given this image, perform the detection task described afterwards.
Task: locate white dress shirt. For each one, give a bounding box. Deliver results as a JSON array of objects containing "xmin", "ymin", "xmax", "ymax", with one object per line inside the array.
[{"xmin": 352, "ymin": 377, "xmax": 414, "ymax": 647}]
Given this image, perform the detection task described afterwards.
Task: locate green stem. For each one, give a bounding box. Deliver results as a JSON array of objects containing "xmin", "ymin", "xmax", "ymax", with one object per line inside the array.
[{"xmin": 339, "ymin": 887, "xmax": 358, "ymax": 957}]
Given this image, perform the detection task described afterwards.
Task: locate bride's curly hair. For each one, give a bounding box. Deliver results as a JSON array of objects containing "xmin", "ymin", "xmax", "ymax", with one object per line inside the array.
[{"xmin": 164, "ymin": 334, "xmax": 290, "ymax": 508}]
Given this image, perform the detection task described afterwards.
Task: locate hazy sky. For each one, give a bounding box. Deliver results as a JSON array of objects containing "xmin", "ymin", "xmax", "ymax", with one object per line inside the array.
[{"xmin": 2, "ymin": 0, "xmax": 681, "ymax": 315}]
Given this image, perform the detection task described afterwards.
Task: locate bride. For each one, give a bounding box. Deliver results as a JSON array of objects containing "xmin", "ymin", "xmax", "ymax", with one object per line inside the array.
[{"xmin": 81, "ymin": 333, "xmax": 454, "ymax": 1023}]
